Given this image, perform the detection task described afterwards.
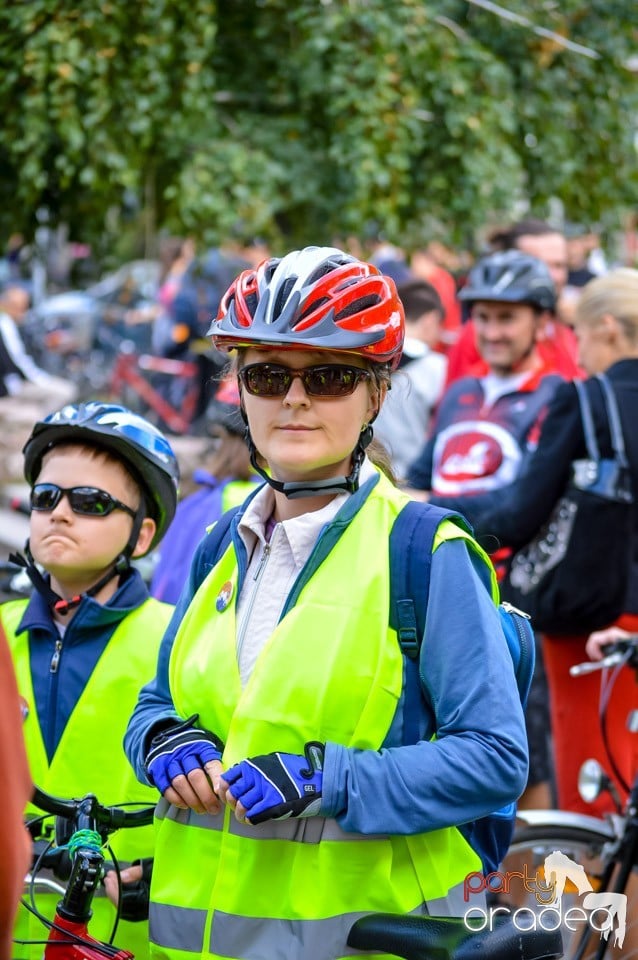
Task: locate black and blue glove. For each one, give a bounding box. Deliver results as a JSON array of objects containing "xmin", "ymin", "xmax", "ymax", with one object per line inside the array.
[
  {"xmin": 145, "ymin": 714, "xmax": 224, "ymax": 795},
  {"xmin": 221, "ymin": 741, "xmax": 324, "ymax": 824}
]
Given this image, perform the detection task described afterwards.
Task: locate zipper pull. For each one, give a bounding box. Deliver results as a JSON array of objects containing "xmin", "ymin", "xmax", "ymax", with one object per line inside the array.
[
  {"xmin": 501, "ymin": 601, "xmax": 531, "ymax": 619},
  {"xmin": 253, "ymin": 543, "xmax": 271, "ymax": 581},
  {"xmin": 50, "ymin": 639, "xmax": 63, "ymax": 674}
]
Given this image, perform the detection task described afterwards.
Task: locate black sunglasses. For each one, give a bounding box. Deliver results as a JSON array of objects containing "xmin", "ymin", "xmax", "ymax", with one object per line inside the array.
[
  {"xmin": 238, "ymin": 362, "xmax": 371, "ymax": 398},
  {"xmin": 30, "ymin": 483, "xmax": 136, "ymax": 519}
]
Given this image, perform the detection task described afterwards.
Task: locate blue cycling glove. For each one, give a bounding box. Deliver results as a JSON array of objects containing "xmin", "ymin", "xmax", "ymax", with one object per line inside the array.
[
  {"xmin": 145, "ymin": 714, "xmax": 224, "ymax": 795},
  {"xmin": 221, "ymin": 741, "xmax": 324, "ymax": 824}
]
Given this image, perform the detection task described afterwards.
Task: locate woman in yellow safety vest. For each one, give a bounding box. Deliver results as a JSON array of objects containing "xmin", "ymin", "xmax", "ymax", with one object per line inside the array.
[{"xmin": 125, "ymin": 246, "xmax": 528, "ymax": 960}]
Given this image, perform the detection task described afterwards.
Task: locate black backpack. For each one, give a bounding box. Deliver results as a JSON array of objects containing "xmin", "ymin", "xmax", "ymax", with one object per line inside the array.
[{"xmin": 502, "ymin": 374, "xmax": 634, "ymax": 635}]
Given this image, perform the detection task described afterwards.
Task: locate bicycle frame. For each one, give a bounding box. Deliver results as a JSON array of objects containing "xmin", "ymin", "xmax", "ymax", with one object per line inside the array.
[
  {"xmin": 502, "ymin": 636, "xmax": 638, "ymax": 960},
  {"xmin": 45, "ymin": 914, "xmax": 133, "ymax": 960},
  {"xmin": 571, "ymin": 638, "xmax": 638, "ymax": 959},
  {"xmin": 109, "ymin": 350, "xmax": 200, "ymax": 434},
  {"xmin": 572, "ymin": 774, "xmax": 638, "ymax": 960}
]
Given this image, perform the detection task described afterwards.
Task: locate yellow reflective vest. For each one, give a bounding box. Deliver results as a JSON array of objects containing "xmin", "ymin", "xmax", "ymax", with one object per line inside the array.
[
  {"xmin": 4, "ymin": 595, "xmax": 172, "ymax": 960},
  {"xmin": 150, "ymin": 474, "xmax": 484, "ymax": 960}
]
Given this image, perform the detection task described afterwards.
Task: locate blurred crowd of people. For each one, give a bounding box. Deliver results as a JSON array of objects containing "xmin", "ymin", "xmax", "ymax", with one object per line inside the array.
[{"xmin": 1, "ymin": 215, "xmax": 637, "ymax": 955}]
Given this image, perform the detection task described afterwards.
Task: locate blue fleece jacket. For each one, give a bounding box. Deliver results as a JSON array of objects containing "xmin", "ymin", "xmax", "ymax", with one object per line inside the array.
[
  {"xmin": 125, "ymin": 477, "xmax": 528, "ymax": 837},
  {"xmin": 14, "ymin": 569, "xmax": 152, "ymax": 762}
]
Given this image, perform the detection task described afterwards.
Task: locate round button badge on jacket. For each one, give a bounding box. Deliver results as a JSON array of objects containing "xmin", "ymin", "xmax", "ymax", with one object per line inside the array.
[{"xmin": 216, "ymin": 580, "xmax": 234, "ymax": 612}]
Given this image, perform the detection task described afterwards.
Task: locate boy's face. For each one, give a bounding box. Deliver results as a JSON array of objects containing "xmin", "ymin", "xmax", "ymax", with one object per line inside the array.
[{"xmin": 29, "ymin": 447, "xmax": 139, "ymax": 590}]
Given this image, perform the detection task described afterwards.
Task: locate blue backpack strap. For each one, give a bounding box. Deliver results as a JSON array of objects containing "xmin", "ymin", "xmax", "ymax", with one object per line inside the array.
[
  {"xmin": 389, "ymin": 500, "xmax": 467, "ymax": 659},
  {"xmin": 389, "ymin": 501, "xmax": 536, "ymax": 874},
  {"xmin": 389, "ymin": 501, "xmax": 535, "ymax": 707},
  {"xmin": 389, "ymin": 501, "xmax": 466, "ymax": 746}
]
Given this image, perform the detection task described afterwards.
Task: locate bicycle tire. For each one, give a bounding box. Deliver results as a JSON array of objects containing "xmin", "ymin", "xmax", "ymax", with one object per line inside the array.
[{"xmin": 500, "ymin": 815, "xmax": 636, "ymax": 960}]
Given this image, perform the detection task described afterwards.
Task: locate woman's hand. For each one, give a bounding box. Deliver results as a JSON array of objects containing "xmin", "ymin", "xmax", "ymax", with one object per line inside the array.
[
  {"xmin": 219, "ymin": 744, "xmax": 325, "ymax": 824},
  {"xmin": 215, "ymin": 768, "xmax": 247, "ymax": 821},
  {"xmin": 145, "ymin": 716, "xmax": 225, "ymax": 815},
  {"xmin": 586, "ymin": 626, "xmax": 632, "ymax": 661},
  {"xmin": 163, "ymin": 758, "xmax": 225, "ymax": 815}
]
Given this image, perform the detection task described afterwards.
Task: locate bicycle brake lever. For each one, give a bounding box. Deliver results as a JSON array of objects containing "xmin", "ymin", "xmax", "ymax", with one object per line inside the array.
[{"xmin": 570, "ymin": 651, "xmax": 626, "ymax": 676}]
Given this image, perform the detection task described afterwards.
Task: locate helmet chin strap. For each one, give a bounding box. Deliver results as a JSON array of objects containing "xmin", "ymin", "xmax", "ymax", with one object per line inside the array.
[
  {"xmin": 246, "ymin": 424, "xmax": 374, "ymax": 499},
  {"xmin": 509, "ymin": 334, "xmax": 540, "ymax": 374},
  {"xmin": 10, "ymin": 504, "xmax": 147, "ymax": 615}
]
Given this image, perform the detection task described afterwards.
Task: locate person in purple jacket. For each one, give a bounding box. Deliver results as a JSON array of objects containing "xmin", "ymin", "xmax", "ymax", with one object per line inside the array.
[{"xmin": 149, "ymin": 377, "xmax": 258, "ymax": 604}]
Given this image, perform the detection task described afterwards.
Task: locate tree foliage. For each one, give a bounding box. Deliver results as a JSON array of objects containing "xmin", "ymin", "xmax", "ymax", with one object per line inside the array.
[{"xmin": 0, "ymin": 0, "xmax": 636, "ymax": 258}]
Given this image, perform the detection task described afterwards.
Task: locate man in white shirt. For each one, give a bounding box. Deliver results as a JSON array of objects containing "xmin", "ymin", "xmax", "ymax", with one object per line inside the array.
[{"xmin": 0, "ymin": 283, "xmax": 74, "ymax": 402}]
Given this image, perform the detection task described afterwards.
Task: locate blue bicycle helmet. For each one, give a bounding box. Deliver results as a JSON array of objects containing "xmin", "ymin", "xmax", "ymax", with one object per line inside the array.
[{"xmin": 23, "ymin": 402, "xmax": 180, "ymax": 548}]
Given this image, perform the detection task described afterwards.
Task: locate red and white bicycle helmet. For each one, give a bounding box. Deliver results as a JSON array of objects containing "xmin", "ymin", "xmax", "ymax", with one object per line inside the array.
[{"xmin": 209, "ymin": 246, "xmax": 404, "ymax": 370}]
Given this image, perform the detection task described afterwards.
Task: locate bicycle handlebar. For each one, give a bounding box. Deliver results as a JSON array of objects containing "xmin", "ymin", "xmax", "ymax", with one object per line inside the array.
[
  {"xmin": 31, "ymin": 785, "xmax": 155, "ymax": 833},
  {"xmin": 570, "ymin": 635, "xmax": 638, "ymax": 676}
]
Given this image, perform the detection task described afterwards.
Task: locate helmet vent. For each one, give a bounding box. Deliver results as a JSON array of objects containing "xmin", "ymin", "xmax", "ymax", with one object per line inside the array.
[
  {"xmin": 264, "ymin": 260, "xmax": 280, "ymax": 283},
  {"xmin": 297, "ymin": 295, "xmax": 330, "ymax": 323},
  {"xmin": 307, "ymin": 260, "xmax": 342, "ymax": 285},
  {"xmin": 244, "ymin": 290, "xmax": 259, "ymax": 318},
  {"xmin": 335, "ymin": 294, "xmax": 381, "ymax": 321},
  {"xmin": 273, "ymin": 276, "xmax": 298, "ymax": 320}
]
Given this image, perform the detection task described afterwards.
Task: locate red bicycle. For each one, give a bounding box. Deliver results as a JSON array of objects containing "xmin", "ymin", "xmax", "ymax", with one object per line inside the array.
[
  {"xmin": 108, "ymin": 345, "xmax": 201, "ymax": 435},
  {"xmin": 20, "ymin": 786, "xmax": 154, "ymax": 960}
]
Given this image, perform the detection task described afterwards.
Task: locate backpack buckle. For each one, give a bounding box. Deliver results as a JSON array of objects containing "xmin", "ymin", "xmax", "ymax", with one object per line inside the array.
[{"xmin": 397, "ymin": 599, "xmax": 419, "ymax": 659}]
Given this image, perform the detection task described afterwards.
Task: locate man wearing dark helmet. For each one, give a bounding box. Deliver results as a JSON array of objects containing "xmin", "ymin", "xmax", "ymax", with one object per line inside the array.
[{"xmin": 407, "ymin": 249, "xmax": 567, "ymax": 816}]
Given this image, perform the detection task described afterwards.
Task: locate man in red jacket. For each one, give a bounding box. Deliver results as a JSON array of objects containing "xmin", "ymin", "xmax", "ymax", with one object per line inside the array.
[
  {"xmin": 407, "ymin": 248, "xmax": 566, "ymax": 814},
  {"xmin": 446, "ymin": 219, "xmax": 582, "ymax": 386}
]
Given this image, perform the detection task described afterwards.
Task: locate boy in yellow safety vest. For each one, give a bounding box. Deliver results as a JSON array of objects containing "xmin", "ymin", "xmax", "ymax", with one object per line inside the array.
[{"xmin": 3, "ymin": 401, "xmax": 179, "ymax": 960}]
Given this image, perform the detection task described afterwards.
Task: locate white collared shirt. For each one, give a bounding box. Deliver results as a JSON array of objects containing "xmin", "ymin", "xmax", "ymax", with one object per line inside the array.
[{"xmin": 235, "ymin": 458, "xmax": 378, "ymax": 685}]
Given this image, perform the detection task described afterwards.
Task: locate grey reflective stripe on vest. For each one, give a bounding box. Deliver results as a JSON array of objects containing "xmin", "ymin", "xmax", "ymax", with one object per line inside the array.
[
  {"xmin": 155, "ymin": 797, "xmax": 389, "ymax": 843},
  {"xmin": 149, "ymin": 883, "xmax": 472, "ymax": 957},
  {"xmin": 210, "ymin": 909, "xmax": 371, "ymax": 960},
  {"xmin": 423, "ymin": 880, "xmax": 483, "ymax": 917},
  {"xmin": 149, "ymin": 903, "xmax": 208, "ymax": 953},
  {"xmin": 205, "ymin": 890, "xmax": 472, "ymax": 959},
  {"xmin": 150, "ymin": 904, "xmax": 423, "ymax": 959}
]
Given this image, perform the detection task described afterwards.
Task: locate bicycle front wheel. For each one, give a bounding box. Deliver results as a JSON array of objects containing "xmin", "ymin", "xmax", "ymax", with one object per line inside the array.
[{"xmin": 499, "ymin": 812, "xmax": 636, "ymax": 959}]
